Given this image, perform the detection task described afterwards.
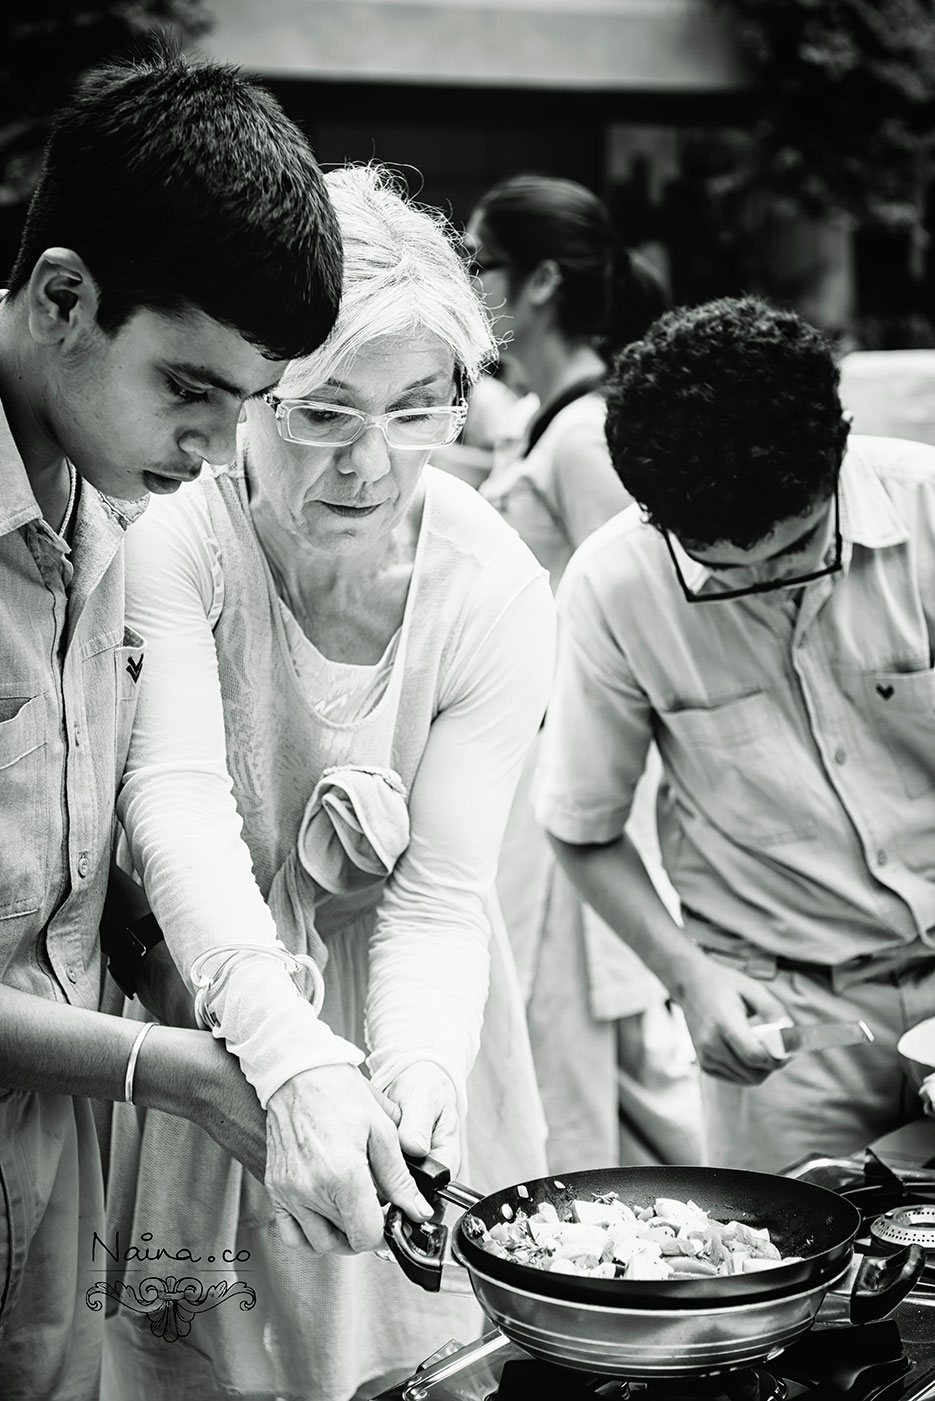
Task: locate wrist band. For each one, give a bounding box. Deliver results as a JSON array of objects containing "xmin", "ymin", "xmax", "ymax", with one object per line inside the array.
[
  {"xmin": 124, "ymin": 1021, "xmax": 155, "ymax": 1105},
  {"xmin": 189, "ymin": 943, "xmax": 325, "ymax": 1032}
]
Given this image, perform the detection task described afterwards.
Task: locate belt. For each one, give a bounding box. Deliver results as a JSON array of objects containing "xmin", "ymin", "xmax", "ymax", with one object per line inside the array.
[{"xmin": 682, "ymin": 911, "xmax": 935, "ymax": 990}]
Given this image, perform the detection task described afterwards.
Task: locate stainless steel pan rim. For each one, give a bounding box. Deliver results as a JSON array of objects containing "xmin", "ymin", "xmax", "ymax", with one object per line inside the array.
[
  {"xmin": 453, "ymin": 1241, "xmax": 851, "ymax": 1318},
  {"xmin": 451, "ymin": 1236, "xmax": 851, "ymax": 1377}
]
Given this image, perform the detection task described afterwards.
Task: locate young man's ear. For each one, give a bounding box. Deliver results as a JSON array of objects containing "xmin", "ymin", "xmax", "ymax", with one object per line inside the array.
[
  {"xmin": 526, "ymin": 258, "xmax": 563, "ymax": 308},
  {"xmin": 26, "ymin": 249, "xmax": 100, "ymax": 346}
]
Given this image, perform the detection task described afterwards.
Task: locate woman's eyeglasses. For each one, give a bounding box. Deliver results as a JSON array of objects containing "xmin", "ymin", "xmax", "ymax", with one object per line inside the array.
[{"xmin": 263, "ymin": 396, "xmax": 469, "ymax": 450}]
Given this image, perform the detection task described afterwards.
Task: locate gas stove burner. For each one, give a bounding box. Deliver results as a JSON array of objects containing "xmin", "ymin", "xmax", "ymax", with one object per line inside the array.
[
  {"xmin": 491, "ymin": 1362, "xmax": 785, "ymax": 1401},
  {"xmin": 870, "ymin": 1204, "xmax": 935, "ymax": 1254},
  {"xmin": 627, "ymin": 1366, "xmax": 787, "ymax": 1401}
]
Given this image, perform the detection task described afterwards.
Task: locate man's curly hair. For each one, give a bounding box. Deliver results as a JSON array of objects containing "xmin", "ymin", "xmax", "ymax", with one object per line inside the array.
[{"xmin": 605, "ymin": 296, "xmax": 850, "ymax": 549}]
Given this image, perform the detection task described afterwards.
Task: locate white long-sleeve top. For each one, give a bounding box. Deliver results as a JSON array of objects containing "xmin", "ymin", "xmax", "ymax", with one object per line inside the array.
[{"xmin": 117, "ymin": 462, "xmax": 555, "ymax": 1108}]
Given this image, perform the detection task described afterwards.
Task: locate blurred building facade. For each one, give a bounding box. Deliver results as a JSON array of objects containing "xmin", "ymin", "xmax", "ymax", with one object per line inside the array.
[
  {"xmin": 7, "ymin": 1, "xmax": 923, "ymax": 337},
  {"xmin": 197, "ymin": 0, "xmax": 759, "ymax": 312}
]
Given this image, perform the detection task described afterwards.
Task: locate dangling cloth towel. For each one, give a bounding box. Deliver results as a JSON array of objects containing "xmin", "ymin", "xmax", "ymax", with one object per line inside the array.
[{"xmin": 267, "ymin": 764, "xmax": 411, "ymax": 971}]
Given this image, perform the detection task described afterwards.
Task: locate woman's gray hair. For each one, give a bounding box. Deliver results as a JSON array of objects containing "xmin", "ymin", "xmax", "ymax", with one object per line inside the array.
[{"xmin": 278, "ymin": 164, "xmax": 496, "ymax": 397}]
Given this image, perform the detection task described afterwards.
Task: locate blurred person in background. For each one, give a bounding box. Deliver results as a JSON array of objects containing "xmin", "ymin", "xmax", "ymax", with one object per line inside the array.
[
  {"xmin": 464, "ymin": 173, "xmax": 702, "ymax": 1172},
  {"xmin": 104, "ymin": 164, "xmax": 554, "ymax": 1401},
  {"xmin": 430, "ymin": 359, "xmax": 532, "ymax": 490}
]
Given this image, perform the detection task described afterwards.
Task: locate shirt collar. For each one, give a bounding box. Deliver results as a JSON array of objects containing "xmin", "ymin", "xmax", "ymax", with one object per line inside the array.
[
  {"xmin": 667, "ymin": 437, "xmax": 909, "ymax": 597},
  {"xmin": 667, "ymin": 530, "xmax": 710, "ymax": 595},
  {"xmin": 0, "ymin": 394, "xmax": 43, "ymax": 539},
  {"xmin": 0, "ymin": 392, "xmax": 147, "ymax": 541},
  {"xmin": 839, "ymin": 436, "xmax": 910, "ymax": 550}
]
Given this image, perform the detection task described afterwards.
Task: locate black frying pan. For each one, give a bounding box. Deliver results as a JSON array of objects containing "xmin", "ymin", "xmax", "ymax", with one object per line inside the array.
[{"xmin": 387, "ymin": 1160, "xmax": 863, "ymax": 1306}]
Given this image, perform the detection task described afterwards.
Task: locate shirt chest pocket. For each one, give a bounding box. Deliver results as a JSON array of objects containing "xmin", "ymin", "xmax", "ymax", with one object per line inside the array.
[
  {"xmin": 659, "ymin": 690, "xmax": 818, "ymax": 847},
  {"xmin": 0, "ymin": 693, "xmax": 47, "ymax": 919},
  {"xmin": 863, "ymin": 666, "xmax": 935, "ymax": 798}
]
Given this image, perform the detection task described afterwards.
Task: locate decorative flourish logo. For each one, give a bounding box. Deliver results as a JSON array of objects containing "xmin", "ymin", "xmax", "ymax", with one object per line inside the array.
[
  {"xmin": 125, "ymin": 654, "xmax": 144, "ymax": 683},
  {"xmin": 86, "ymin": 1276, "xmax": 256, "ymax": 1342}
]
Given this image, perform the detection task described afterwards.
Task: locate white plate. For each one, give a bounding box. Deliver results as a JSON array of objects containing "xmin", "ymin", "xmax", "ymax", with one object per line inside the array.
[{"xmin": 898, "ymin": 1017, "xmax": 935, "ymax": 1069}]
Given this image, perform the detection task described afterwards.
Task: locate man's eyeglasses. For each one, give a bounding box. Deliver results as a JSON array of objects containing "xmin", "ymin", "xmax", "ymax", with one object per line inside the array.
[
  {"xmin": 263, "ymin": 396, "xmax": 469, "ymax": 450},
  {"xmin": 663, "ymin": 486, "xmax": 843, "ymax": 604}
]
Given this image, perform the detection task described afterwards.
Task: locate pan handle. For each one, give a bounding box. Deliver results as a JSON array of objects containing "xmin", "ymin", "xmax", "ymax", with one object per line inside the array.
[
  {"xmin": 403, "ymin": 1153, "xmax": 485, "ymax": 1210},
  {"xmin": 848, "ymin": 1244, "xmax": 927, "ymax": 1326},
  {"xmin": 383, "ymin": 1206, "xmax": 448, "ymax": 1292},
  {"xmin": 382, "ymin": 1155, "xmax": 484, "ymax": 1292},
  {"xmin": 404, "ymin": 1153, "xmax": 453, "ymax": 1199}
]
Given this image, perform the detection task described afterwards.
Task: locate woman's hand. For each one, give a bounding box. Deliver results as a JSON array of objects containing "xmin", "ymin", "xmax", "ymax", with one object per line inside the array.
[
  {"xmin": 920, "ymin": 1072, "xmax": 935, "ymax": 1119},
  {"xmin": 264, "ymin": 1063, "xmax": 434, "ymax": 1255},
  {"xmin": 679, "ymin": 958, "xmax": 790, "ymax": 1086},
  {"xmin": 381, "ymin": 1062, "xmax": 462, "ymax": 1175}
]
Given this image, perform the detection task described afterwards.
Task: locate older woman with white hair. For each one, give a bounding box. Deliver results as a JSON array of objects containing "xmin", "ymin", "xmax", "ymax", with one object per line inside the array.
[{"xmin": 103, "ymin": 165, "xmax": 554, "ymax": 1401}]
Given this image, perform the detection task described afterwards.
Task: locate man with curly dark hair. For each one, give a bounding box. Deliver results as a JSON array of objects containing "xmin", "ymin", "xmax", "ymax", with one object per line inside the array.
[
  {"xmin": 605, "ymin": 296, "xmax": 849, "ymax": 553},
  {"xmin": 535, "ymin": 294, "xmax": 935, "ymax": 1170}
]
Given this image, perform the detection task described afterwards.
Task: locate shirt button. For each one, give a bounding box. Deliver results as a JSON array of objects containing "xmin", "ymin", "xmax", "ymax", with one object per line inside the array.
[
  {"xmin": 834, "ymin": 748, "xmax": 846, "ymax": 765},
  {"xmin": 76, "ymin": 851, "xmax": 90, "ymax": 878},
  {"xmin": 66, "ymin": 966, "xmax": 78, "ymax": 984},
  {"xmin": 877, "ymin": 849, "xmax": 888, "ymax": 867}
]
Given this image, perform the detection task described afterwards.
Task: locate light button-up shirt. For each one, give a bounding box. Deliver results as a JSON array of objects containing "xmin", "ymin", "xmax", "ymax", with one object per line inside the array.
[
  {"xmin": 536, "ymin": 436, "xmax": 935, "ymax": 965},
  {"xmin": 0, "ymin": 397, "xmax": 145, "ymax": 1011}
]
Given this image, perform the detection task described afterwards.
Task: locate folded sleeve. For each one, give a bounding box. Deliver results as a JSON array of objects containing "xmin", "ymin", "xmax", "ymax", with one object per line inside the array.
[
  {"xmin": 534, "ymin": 544, "xmax": 653, "ymax": 845},
  {"xmin": 365, "ymin": 557, "xmax": 556, "ymax": 1114}
]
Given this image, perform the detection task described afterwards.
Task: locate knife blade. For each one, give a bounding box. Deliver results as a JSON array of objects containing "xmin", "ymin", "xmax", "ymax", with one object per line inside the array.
[{"xmin": 752, "ymin": 1018, "xmax": 875, "ymax": 1059}]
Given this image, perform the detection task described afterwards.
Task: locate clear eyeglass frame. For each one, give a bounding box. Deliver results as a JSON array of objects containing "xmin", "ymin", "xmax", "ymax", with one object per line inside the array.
[
  {"xmin": 262, "ymin": 394, "xmax": 469, "ymax": 450},
  {"xmin": 663, "ymin": 485, "xmax": 843, "ymax": 604}
]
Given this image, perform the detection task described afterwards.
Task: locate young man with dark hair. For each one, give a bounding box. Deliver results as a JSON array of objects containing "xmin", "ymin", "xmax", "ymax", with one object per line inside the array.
[
  {"xmin": 536, "ymin": 295, "xmax": 935, "ymax": 1172},
  {"xmin": 0, "ymin": 49, "xmax": 427, "ymax": 1401}
]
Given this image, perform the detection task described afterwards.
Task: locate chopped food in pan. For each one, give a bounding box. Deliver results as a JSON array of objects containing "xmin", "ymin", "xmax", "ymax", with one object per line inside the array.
[{"xmin": 467, "ymin": 1194, "xmax": 804, "ymax": 1280}]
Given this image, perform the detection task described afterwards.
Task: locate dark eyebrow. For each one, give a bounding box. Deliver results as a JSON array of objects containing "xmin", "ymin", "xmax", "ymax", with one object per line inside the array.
[{"xmin": 166, "ymin": 362, "xmax": 281, "ymax": 401}]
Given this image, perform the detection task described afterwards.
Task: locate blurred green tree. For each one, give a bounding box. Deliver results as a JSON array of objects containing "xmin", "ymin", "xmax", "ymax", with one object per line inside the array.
[
  {"xmin": 707, "ymin": 0, "xmax": 935, "ymax": 234},
  {"xmin": 0, "ymin": 2, "xmax": 212, "ymax": 270}
]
